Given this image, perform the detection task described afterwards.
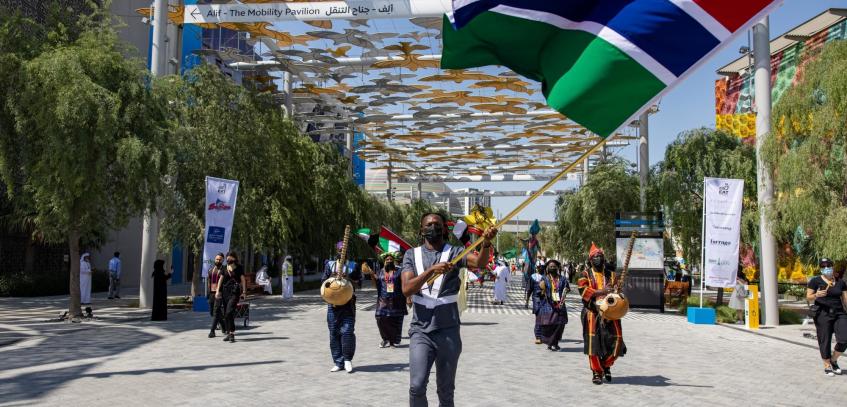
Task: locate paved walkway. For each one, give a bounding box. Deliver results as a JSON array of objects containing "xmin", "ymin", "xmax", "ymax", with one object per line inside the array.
[{"xmin": 0, "ymin": 280, "xmax": 843, "ymax": 406}]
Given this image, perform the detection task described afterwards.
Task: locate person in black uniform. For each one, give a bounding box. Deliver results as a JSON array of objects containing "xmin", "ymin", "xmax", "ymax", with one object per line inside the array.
[{"xmin": 806, "ymin": 258, "xmax": 847, "ymax": 376}]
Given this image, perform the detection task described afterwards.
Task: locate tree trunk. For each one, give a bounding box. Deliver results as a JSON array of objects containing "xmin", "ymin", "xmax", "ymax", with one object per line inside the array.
[
  {"xmin": 24, "ymin": 235, "xmax": 35, "ymax": 275},
  {"xmin": 68, "ymin": 229, "xmax": 81, "ymax": 318}
]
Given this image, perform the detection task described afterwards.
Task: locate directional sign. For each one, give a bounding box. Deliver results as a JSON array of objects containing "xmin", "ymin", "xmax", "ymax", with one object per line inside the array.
[{"xmin": 183, "ymin": 0, "xmax": 450, "ymax": 24}]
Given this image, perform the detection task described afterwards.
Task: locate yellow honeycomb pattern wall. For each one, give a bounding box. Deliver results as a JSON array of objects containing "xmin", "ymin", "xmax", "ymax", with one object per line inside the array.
[{"xmin": 716, "ymin": 113, "xmax": 757, "ymax": 139}]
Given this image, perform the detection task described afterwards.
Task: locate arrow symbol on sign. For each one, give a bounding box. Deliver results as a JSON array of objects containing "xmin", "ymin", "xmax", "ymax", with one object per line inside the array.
[{"xmin": 190, "ymin": 8, "xmax": 201, "ymax": 20}]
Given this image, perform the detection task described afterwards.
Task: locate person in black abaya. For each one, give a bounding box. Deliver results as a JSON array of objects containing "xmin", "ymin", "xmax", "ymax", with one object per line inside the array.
[{"xmin": 151, "ymin": 259, "xmax": 171, "ymax": 321}]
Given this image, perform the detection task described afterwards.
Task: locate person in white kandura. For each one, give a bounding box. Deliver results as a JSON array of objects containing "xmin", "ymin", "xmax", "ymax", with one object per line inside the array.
[
  {"xmin": 492, "ymin": 260, "xmax": 510, "ymax": 305},
  {"xmin": 80, "ymin": 253, "xmax": 92, "ymax": 305},
  {"xmin": 282, "ymin": 256, "xmax": 294, "ymax": 299}
]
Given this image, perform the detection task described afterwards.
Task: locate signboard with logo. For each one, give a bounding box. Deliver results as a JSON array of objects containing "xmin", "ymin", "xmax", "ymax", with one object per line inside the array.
[
  {"xmin": 702, "ymin": 178, "xmax": 744, "ymax": 288},
  {"xmin": 183, "ymin": 0, "xmax": 449, "ymax": 24},
  {"xmin": 614, "ymin": 212, "xmax": 666, "ymax": 312},
  {"xmin": 203, "ymin": 176, "xmax": 240, "ymax": 278}
]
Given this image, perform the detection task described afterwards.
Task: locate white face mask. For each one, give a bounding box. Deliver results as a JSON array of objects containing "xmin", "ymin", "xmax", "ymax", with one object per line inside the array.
[{"xmin": 822, "ymin": 267, "xmax": 834, "ymax": 277}]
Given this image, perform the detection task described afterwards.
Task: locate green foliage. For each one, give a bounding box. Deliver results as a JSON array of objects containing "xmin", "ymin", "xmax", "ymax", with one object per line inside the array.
[
  {"xmin": 763, "ymin": 40, "xmax": 847, "ymax": 261},
  {"xmin": 652, "ymin": 128, "xmax": 757, "ymax": 266},
  {"xmin": 716, "ymin": 305, "xmax": 739, "ymax": 323},
  {"xmin": 0, "ymin": 4, "xmax": 168, "ymax": 314},
  {"xmin": 778, "ymin": 308, "xmax": 803, "ymax": 325},
  {"xmin": 157, "ymin": 64, "xmax": 448, "ymax": 264},
  {"xmin": 550, "ymin": 160, "xmax": 639, "ymax": 261}
]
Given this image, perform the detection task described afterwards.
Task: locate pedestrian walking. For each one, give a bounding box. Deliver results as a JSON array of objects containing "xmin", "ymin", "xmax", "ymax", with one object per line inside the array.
[
  {"xmin": 216, "ymin": 252, "xmax": 246, "ymax": 342},
  {"xmin": 107, "ymin": 252, "xmax": 121, "ymax": 299},
  {"xmin": 806, "ymin": 258, "xmax": 847, "ymax": 376}
]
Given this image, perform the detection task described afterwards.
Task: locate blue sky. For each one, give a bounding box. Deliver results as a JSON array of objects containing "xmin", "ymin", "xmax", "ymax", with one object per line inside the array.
[{"xmin": 453, "ymin": 0, "xmax": 846, "ymax": 222}]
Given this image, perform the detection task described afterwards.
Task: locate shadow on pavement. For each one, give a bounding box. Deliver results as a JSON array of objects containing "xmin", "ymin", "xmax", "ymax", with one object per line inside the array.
[
  {"xmin": 462, "ymin": 322, "xmax": 498, "ymax": 326},
  {"xmin": 355, "ymin": 363, "xmax": 409, "ymax": 373},
  {"xmin": 0, "ymin": 363, "xmax": 97, "ymax": 404},
  {"xmin": 237, "ymin": 336, "xmax": 289, "ymax": 342},
  {"xmin": 81, "ymin": 360, "xmax": 284, "ymax": 378},
  {"xmin": 614, "ymin": 375, "xmax": 713, "ymax": 388}
]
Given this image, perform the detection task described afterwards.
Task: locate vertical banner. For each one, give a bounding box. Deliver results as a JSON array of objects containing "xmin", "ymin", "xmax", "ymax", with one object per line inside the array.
[
  {"xmin": 203, "ymin": 176, "xmax": 239, "ymax": 277},
  {"xmin": 703, "ymin": 178, "xmax": 744, "ymax": 288}
]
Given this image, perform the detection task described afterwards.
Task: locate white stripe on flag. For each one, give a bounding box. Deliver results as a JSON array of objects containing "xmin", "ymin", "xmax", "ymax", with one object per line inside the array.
[
  {"xmin": 489, "ymin": 4, "xmax": 677, "ymax": 85},
  {"xmin": 668, "ymin": 0, "xmax": 731, "ymax": 41},
  {"xmin": 388, "ymin": 241, "xmax": 400, "ymax": 253}
]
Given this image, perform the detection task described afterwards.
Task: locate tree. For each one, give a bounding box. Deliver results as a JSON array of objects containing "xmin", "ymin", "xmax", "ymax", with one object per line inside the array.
[
  {"xmin": 551, "ymin": 159, "xmax": 640, "ymax": 261},
  {"xmin": 652, "ymin": 128, "xmax": 757, "ymax": 267},
  {"xmin": 763, "ymin": 40, "xmax": 847, "ymax": 261},
  {"xmin": 0, "ymin": 14, "xmax": 168, "ymax": 316}
]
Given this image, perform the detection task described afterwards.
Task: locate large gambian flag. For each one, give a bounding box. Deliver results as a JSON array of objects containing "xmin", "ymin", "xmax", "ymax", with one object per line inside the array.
[{"xmin": 443, "ymin": 0, "xmax": 781, "ymax": 137}]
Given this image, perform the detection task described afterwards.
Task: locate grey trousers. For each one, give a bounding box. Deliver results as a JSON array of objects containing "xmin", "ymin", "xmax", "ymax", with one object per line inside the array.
[
  {"xmin": 108, "ymin": 275, "xmax": 120, "ymax": 298},
  {"xmin": 409, "ymin": 326, "xmax": 462, "ymax": 407}
]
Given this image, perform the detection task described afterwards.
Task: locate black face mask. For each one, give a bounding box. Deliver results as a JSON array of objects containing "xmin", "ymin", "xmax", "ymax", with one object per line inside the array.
[
  {"xmin": 547, "ymin": 268, "xmax": 559, "ymax": 274},
  {"xmin": 227, "ymin": 259, "xmax": 235, "ymax": 265},
  {"xmin": 422, "ymin": 225, "xmax": 443, "ymax": 243},
  {"xmin": 591, "ymin": 257, "xmax": 604, "ymax": 268},
  {"xmin": 384, "ymin": 263, "xmax": 395, "ymax": 271},
  {"xmin": 214, "ymin": 261, "xmax": 222, "ymax": 267}
]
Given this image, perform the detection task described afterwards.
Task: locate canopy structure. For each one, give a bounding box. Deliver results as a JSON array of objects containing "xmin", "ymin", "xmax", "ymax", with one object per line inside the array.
[{"xmin": 141, "ymin": 1, "xmax": 641, "ymax": 182}]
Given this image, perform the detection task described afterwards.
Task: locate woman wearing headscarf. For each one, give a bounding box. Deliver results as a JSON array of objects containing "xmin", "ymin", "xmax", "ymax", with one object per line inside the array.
[
  {"xmin": 372, "ymin": 252, "xmax": 407, "ymax": 348},
  {"xmin": 151, "ymin": 259, "xmax": 171, "ymax": 321},
  {"xmin": 79, "ymin": 253, "xmax": 93, "ymax": 305},
  {"xmin": 537, "ymin": 259, "xmax": 570, "ymax": 351}
]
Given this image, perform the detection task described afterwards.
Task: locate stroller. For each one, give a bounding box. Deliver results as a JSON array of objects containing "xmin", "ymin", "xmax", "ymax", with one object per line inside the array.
[{"xmin": 234, "ymin": 302, "xmax": 251, "ymax": 327}]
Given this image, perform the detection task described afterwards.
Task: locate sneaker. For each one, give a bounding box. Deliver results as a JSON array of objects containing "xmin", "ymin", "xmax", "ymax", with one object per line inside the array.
[
  {"xmin": 379, "ymin": 341, "xmax": 388, "ymax": 348},
  {"xmin": 115, "ymin": 296, "xmax": 121, "ymax": 299},
  {"xmin": 330, "ymin": 366, "xmax": 342, "ymax": 373},
  {"xmin": 208, "ymin": 332, "xmax": 215, "ymax": 338},
  {"xmin": 832, "ymin": 361, "xmax": 842, "ymax": 375},
  {"xmin": 108, "ymin": 297, "xmax": 114, "ymax": 300},
  {"xmin": 344, "ymin": 361, "xmax": 353, "ymax": 373},
  {"xmin": 592, "ymin": 372, "xmax": 603, "ymax": 385},
  {"xmin": 222, "ymin": 335, "xmax": 230, "ymax": 342},
  {"xmin": 825, "ymin": 367, "xmax": 835, "ymax": 377},
  {"xmin": 534, "ymin": 339, "xmax": 542, "ymax": 345},
  {"xmin": 603, "ymin": 367, "xmax": 612, "ymax": 383}
]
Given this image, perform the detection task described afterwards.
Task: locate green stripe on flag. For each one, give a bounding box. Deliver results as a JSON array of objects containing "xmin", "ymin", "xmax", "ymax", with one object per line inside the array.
[{"xmin": 442, "ymin": 13, "xmax": 666, "ymax": 137}]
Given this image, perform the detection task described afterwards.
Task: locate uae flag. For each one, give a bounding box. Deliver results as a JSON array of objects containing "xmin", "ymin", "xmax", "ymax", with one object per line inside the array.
[
  {"xmin": 379, "ymin": 226, "xmax": 412, "ymax": 254},
  {"xmin": 356, "ymin": 228, "xmax": 382, "ymax": 253},
  {"xmin": 443, "ymin": 0, "xmax": 780, "ymax": 137}
]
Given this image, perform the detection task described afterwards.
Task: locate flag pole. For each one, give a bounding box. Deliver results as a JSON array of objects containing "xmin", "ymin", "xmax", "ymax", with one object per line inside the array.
[{"xmin": 427, "ymin": 136, "xmax": 612, "ymax": 284}]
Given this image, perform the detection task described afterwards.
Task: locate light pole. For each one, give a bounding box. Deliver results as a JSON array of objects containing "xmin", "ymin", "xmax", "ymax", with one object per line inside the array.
[
  {"xmin": 139, "ymin": 0, "xmax": 169, "ymax": 309},
  {"xmin": 753, "ymin": 17, "xmax": 778, "ymax": 326}
]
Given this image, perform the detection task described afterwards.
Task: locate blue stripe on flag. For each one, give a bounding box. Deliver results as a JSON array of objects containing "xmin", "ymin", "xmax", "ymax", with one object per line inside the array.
[{"xmin": 452, "ymin": 0, "xmax": 720, "ymax": 77}]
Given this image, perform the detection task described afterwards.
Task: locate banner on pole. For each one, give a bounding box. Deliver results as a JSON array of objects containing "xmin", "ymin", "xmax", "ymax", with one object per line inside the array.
[
  {"xmin": 203, "ymin": 177, "xmax": 239, "ymax": 278},
  {"xmin": 703, "ymin": 177, "xmax": 744, "ymax": 288}
]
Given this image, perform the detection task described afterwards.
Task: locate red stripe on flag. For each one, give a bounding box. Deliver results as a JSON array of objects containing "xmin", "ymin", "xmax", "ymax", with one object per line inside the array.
[
  {"xmin": 379, "ymin": 226, "xmax": 412, "ymax": 251},
  {"xmin": 693, "ymin": 0, "xmax": 775, "ymax": 32}
]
